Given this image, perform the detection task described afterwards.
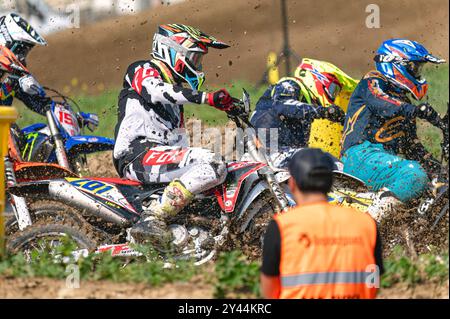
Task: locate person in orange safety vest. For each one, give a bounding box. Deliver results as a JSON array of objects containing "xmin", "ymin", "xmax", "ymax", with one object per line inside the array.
[{"xmin": 260, "ymin": 148, "xmax": 384, "ymax": 299}]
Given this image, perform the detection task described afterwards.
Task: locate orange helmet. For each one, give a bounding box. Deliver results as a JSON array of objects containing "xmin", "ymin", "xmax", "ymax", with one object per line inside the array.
[{"xmin": 0, "ymin": 44, "xmax": 28, "ymax": 82}]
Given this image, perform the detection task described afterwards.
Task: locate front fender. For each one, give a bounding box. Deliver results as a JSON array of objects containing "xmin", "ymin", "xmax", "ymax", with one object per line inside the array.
[
  {"xmin": 66, "ymin": 135, "xmax": 115, "ymax": 156},
  {"xmin": 235, "ymin": 179, "xmax": 295, "ymax": 232}
]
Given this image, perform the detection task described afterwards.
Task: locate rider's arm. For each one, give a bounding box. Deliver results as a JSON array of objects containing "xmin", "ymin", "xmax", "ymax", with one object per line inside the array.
[
  {"xmin": 130, "ymin": 64, "xmax": 205, "ymax": 105},
  {"xmin": 363, "ymin": 77, "xmax": 417, "ymax": 118},
  {"xmin": 15, "ymin": 75, "xmax": 51, "ymax": 116}
]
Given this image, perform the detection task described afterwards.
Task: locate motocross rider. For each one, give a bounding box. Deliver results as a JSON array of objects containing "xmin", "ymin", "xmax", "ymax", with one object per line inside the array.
[
  {"xmin": 113, "ymin": 24, "xmax": 238, "ymax": 247},
  {"xmin": 250, "ymin": 59, "xmax": 351, "ymax": 168},
  {"xmin": 0, "ymin": 13, "xmax": 49, "ymax": 115},
  {"xmin": 340, "ymin": 39, "xmax": 447, "ymax": 221},
  {"xmin": 1, "ymin": 13, "xmax": 50, "ymax": 150}
]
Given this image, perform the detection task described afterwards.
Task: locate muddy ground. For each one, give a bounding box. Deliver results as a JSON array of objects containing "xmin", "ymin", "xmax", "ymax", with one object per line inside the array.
[{"xmin": 0, "ymin": 276, "xmax": 447, "ymax": 299}]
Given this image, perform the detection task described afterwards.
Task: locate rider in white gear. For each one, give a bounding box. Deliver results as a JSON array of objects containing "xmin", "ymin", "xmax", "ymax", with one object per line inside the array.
[{"xmin": 113, "ymin": 24, "xmax": 237, "ymax": 247}]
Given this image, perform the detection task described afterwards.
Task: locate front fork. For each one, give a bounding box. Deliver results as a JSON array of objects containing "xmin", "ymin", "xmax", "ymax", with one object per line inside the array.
[
  {"xmin": 46, "ymin": 110, "xmax": 71, "ymax": 170},
  {"xmin": 246, "ymin": 135, "xmax": 290, "ymax": 213},
  {"xmin": 4, "ymin": 157, "xmax": 32, "ymax": 230}
]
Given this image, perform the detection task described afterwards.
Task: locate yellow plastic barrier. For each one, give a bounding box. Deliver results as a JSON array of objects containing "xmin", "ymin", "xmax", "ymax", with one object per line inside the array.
[{"xmin": 0, "ymin": 107, "xmax": 17, "ymax": 257}]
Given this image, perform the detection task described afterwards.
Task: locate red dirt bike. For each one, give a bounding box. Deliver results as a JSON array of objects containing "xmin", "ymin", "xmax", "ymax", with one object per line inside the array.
[{"xmin": 5, "ymin": 90, "xmax": 293, "ymax": 264}]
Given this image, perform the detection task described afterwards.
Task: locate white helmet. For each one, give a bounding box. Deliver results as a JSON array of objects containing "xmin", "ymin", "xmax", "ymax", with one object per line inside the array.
[{"xmin": 0, "ymin": 13, "xmax": 47, "ymax": 64}]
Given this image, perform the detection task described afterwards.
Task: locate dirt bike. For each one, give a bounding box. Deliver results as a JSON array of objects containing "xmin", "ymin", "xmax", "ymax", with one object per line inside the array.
[
  {"xmin": 5, "ymin": 86, "xmax": 115, "ymax": 232},
  {"xmin": 327, "ymin": 107, "xmax": 449, "ymax": 254},
  {"xmin": 17, "ymin": 87, "xmax": 115, "ymax": 174},
  {"xmin": 6, "ymin": 90, "xmax": 293, "ymax": 265}
]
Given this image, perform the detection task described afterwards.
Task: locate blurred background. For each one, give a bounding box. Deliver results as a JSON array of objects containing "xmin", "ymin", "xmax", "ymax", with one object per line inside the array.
[{"xmin": 2, "ymin": 0, "xmax": 449, "ymax": 139}]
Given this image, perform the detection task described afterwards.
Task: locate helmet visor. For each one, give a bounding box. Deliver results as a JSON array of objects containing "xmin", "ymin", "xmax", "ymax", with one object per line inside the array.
[
  {"xmin": 325, "ymin": 81, "xmax": 341, "ymax": 101},
  {"xmin": 406, "ymin": 61, "xmax": 425, "ymax": 79},
  {"xmin": 186, "ymin": 51, "xmax": 204, "ymax": 70},
  {"xmin": 10, "ymin": 42, "xmax": 34, "ymax": 63}
]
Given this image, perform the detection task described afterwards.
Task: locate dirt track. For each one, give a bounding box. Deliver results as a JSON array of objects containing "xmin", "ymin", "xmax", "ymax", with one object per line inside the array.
[
  {"xmin": 0, "ymin": 276, "xmax": 447, "ymax": 299},
  {"xmin": 28, "ymin": 0, "xmax": 449, "ymax": 93}
]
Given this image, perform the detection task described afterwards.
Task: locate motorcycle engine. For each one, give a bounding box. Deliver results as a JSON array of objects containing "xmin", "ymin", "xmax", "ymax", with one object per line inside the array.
[{"xmin": 168, "ymin": 224, "xmax": 213, "ymax": 251}]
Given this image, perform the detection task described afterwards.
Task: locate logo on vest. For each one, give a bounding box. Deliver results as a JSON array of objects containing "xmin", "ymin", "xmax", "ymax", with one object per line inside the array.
[
  {"xmin": 298, "ymin": 233, "xmax": 363, "ymax": 247},
  {"xmin": 298, "ymin": 233, "xmax": 312, "ymax": 247}
]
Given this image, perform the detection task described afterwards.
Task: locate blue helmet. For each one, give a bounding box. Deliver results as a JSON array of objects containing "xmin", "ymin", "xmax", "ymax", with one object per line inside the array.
[
  {"xmin": 374, "ymin": 39, "xmax": 445, "ymax": 100},
  {"xmin": 271, "ymin": 77, "xmax": 302, "ymax": 101}
]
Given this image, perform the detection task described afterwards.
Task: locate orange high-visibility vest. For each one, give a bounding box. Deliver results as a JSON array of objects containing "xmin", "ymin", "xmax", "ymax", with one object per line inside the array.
[{"xmin": 274, "ymin": 202, "xmax": 378, "ymax": 299}]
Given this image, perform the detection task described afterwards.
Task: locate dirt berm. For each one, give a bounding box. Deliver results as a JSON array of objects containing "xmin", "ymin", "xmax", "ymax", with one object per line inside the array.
[{"xmin": 29, "ymin": 0, "xmax": 448, "ymax": 93}]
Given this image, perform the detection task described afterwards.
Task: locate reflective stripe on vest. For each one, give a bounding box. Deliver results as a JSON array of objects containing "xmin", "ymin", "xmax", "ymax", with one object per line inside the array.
[{"xmin": 281, "ymin": 271, "xmax": 373, "ymax": 287}]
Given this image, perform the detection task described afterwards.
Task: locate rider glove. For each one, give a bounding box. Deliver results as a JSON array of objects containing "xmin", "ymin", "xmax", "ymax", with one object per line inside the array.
[
  {"xmin": 18, "ymin": 75, "xmax": 46, "ymax": 97},
  {"xmin": 416, "ymin": 103, "xmax": 441, "ymax": 127},
  {"xmin": 206, "ymin": 89, "xmax": 233, "ymax": 111},
  {"xmin": 317, "ymin": 104, "xmax": 346, "ymax": 124}
]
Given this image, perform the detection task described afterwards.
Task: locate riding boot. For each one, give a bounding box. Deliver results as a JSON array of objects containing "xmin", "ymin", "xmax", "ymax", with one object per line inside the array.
[
  {"xmin": 367, "ymin": 189, "xmax": 402, "ymax": 222},
  {"xmin": 130, "ymin": 179, "xmax": 194, "ymax": 249}
]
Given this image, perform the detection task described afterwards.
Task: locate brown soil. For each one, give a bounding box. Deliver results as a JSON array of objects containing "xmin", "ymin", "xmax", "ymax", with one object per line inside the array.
[
  {"xmin": 28, "ymin": 0, "xmax": 449, "ymax": 94},
  {"xmin": 0, "ymin": 276, "xmax": 214, "ymax": 299},
  {"xmin": 0, "ymin": 276, "xmax": 447, "ymax": 299},
  {"xmin": 86, "ymin": 151, "xmax": 118, "ymax": 177},
  {"xmin": 377, "ymin": 281, "xmax": 449, "ymax": 299}
]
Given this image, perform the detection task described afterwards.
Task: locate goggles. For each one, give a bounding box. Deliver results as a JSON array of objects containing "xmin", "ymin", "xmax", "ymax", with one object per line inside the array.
[
  {"xmin": 324, "ymin": 80, "xmax": 341, "ymax": 101},
  {"xmin": 406, "ymin": 61, "xmax": 425, "ymax": 79}
]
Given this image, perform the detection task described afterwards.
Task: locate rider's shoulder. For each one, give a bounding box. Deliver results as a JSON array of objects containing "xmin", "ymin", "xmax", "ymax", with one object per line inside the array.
[{"xmin": 126, "ymin": 60, "xmax": 155, "ymax": 73}]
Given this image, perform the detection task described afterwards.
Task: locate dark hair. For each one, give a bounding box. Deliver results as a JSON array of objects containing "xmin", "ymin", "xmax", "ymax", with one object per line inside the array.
[{"xmin": 288, "ymin": 148, "xmax": 335, "ymax": 194}]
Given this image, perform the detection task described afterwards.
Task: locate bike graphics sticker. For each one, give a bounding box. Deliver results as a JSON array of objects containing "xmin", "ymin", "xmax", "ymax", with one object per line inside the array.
[
  {"xmin": 222, "ymin": 162, "xmax": 266, "ymax": 213},
  {"xmin": 54, "ymin": 104, "xmax": 81, "ymax": 137},
  {"xmin": 66, "ymin": 177, "xmax": 137, "ymax": 213}
]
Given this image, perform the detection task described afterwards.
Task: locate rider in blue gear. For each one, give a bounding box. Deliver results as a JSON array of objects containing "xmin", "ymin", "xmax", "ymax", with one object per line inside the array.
[
  {"xmin": 340, "ymin": 39, "xmax": 446, "ymax": 217},
  {"xmin": 250, "ymin": 77, "xmax": 345, "ymax": 168}
]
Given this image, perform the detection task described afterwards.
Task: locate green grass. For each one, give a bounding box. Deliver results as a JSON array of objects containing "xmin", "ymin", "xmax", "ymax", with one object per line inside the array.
[
  {"xmin": 213, "ymin": 250, "xmax": 261, "ymax": 298},
  {"xmin": 0, "ymin": 239, "xmax": 198, "ymax": 287},
  {"xmin": 3, "ymin": 244, "xmax": 446, "ymax": 298},
  {"xmin": 417, "ymin": 65, "xmax": 449, "ymax": 157},
  {"xmin": 381, "ymin": 246, "xmax": 449, "ymax": 288}
]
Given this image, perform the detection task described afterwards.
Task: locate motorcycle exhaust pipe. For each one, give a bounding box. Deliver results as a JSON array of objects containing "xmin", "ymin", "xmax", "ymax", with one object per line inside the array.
[{"xmin": 48, "ymin": 180, "xmax": 130, "ymax": 226}]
